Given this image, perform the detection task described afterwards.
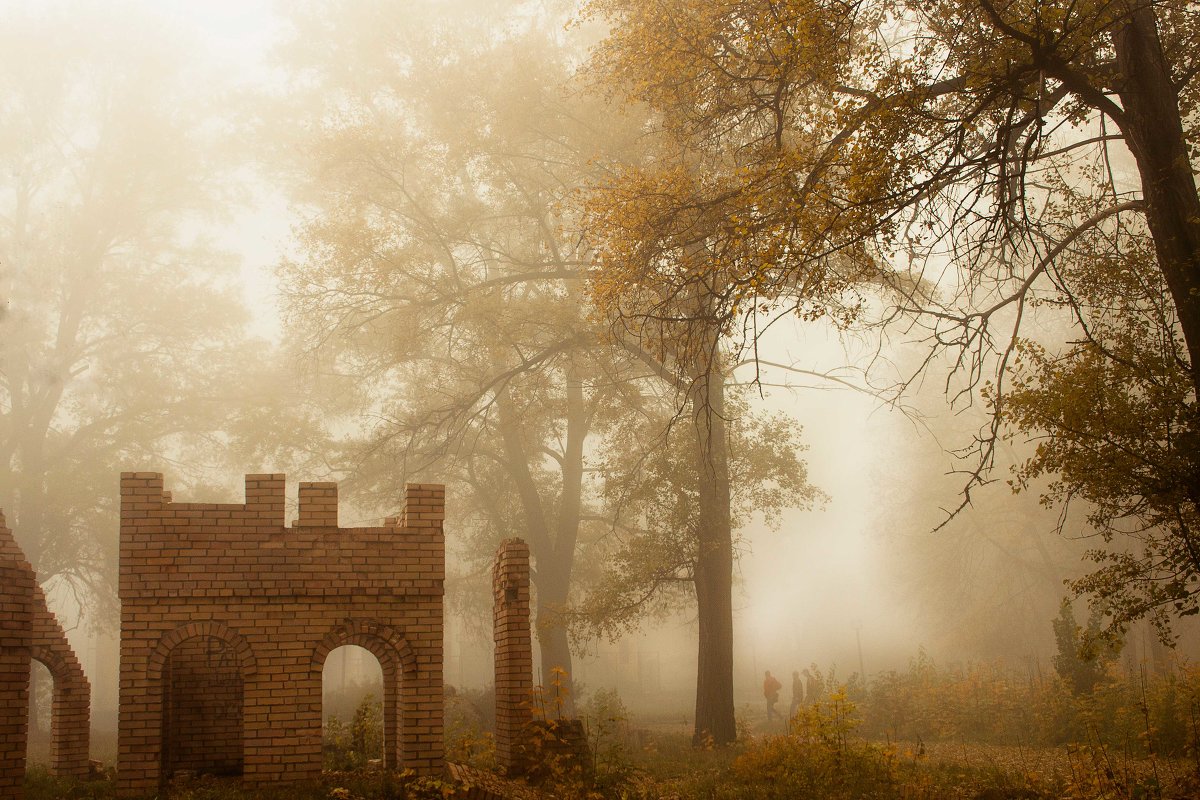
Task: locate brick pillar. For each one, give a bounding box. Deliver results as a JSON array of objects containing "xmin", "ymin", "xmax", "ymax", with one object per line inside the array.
[
  {"xmin": 492, "ymin": 538, "xmax": 532, "ymax": 774},
  {"xmin": 117, "ymin": 472, "xmax": 167, "ymax": 798},
  {"xmin": 401, "ymin": 484, "xmax": 445, "ymax": 774},
  {"xmin": 0, "ymin": 525, "xmax": 34, "ymax": 800}
]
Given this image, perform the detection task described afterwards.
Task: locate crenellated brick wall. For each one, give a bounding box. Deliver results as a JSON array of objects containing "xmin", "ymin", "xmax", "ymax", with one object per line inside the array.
[
  {"xmin": 492, "ymin": 538, "xmax": 533, "ymax": 774},
  {"xmin": 117, "ymin": 473, "xmax": 445, "ymax": 798},
  {"xmin": 0, "ymin": 511, "xmax": 92, "ymax": 800}
]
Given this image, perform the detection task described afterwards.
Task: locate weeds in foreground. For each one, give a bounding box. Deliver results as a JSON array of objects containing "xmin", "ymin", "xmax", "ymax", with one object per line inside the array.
[
  {"xmin": 24, "ymin": 766, "xmax": 116, "ymax": 800},
  {"xmin": 324, "ymin": 695, "xmax": 383, "ymax": 772},
  {"xmin": 859, "ymin": 651, "xmax": 1200, "ymax": 759},
  {"xmin": 26, "ymin": 662, "xmax": 1200, "ymax": 799},
  {"xmin": 444, "ymin": 686, "xmax": 495, "ymax": 769},
  {"xmin": 617, "ymin": 687, "xmax": 1200, "ymax": 800},
  {"xmin": 24, "ymin": 767, "xmax": 455, "ymax": 800}
]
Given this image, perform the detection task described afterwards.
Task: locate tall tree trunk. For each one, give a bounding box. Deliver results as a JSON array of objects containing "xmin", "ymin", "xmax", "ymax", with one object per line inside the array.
[
  {"xmin": 13, "ymin": 435, "xmax": 46, "ymax": 567},
  {"xmin": 537, "ymin": 368, "xmax": 588, "ymax": 713},
  {"xmin": 534, "ymin": 565, "xmax": 575, "ymax": 715},
  {"xmin": 1113, "ymin": 5, "xmax": 1200, "ymax": 394},
  {"xmin": 496, "ymin": 372, "xmax": 591, "ymax": 713},
  {"xmin": 689, "ymin": 357, "xmax": 736, "ymax": 745}
]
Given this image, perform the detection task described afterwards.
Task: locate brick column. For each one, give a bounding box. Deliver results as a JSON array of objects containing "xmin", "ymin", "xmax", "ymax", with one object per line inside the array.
[
  {"xmin": 0, "ymin": 530, "xmax": 34, "ymax": 800},
  {"xmin": 245, "ymin": 474, "xmax": 286, "ymax": 527},
  {"xmin": 400, "ymin": 484, "xmax": 445, "ymax": 774},
  {"xmin": 492, "ymin": 538, "xmax": 532, "ymax": 774},
  {"xmin": 117, "ymin": 472, "xmax": 167, "ymax": 798}
]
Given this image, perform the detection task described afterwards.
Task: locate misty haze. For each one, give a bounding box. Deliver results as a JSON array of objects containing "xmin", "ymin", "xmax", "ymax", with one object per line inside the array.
[{"xmin": 2, "ymin": 1, "xmax": 1199, "ymax": 799}]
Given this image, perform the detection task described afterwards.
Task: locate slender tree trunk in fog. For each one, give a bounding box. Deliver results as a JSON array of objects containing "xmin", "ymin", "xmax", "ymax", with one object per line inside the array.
[
  {"xmin": 534, "ymin": 566, "xmax": 575, "ymax": 708},
  {"xmin": 689, "ymin": 353, "xmax": 736, "ymax": 745},
  {"xmin": 540, "ymin": 370, "xmax": 587, "ymax": 705},
  {"xmin": 497, "ymin": 373, "xmax": 591, "ymax": 712},
  {"xmin": 13, "ymin": 435, "xmax": 47, "ymax": 566}
]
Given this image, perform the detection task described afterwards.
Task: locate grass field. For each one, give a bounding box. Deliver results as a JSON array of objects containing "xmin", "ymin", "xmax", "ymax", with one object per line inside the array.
[
  {"xmin": 24, "ymin": 727, "xmax": 1200, "ymax": 800},
  {"xmin": 23, "ymin": 663, "xmax": 1200, "ymax": 799}
]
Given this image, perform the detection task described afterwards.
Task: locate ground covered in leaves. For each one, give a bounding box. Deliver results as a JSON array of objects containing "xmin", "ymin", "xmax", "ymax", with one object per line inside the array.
[
  {"xmin": 24, "ymin": 732, "xmax": 1200, "ymax": 800},
  {"xmin": 25, "ymin": 662, "xmax": 1200, "ymax": 799}
]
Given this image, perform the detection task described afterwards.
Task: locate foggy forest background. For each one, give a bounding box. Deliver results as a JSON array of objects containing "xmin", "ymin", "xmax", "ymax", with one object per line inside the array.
[{"xmin": 4, "ymin": 0, "xmax": 1200, "ymax": 776}]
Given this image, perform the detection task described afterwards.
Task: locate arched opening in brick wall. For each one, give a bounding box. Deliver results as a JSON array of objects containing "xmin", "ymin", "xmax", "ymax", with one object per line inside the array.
[
  {"xmin": 27, "ymin": 640, "xmax": 90, "ymax": 778},
  {"xmin": 160, "ymin": 634, "xmax": 248, "ymax": 779},
  {"xmin": 321, "ymin": 645, "xmax": 384, "ymax": 769},
  {"xmin": 26, "ymin": 659, "xmax": 52, "ymax": 765},
  {"xmin": 312, "ymin": 623, "xmax": 417, "ymax": 771}
]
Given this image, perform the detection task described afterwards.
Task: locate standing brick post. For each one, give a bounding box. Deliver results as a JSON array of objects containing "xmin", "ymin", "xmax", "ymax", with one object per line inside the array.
[
  {"xmin": 0, "ymin": 526, "xmax": 34, "ymax": 800},
  {"xmin": 492, "ymin": 538, "xmax": 533, "ymax": 774}
]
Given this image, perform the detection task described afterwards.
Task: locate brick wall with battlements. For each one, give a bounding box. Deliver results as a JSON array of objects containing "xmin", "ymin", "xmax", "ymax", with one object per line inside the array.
[
  {"xmin": 117, "ymin": 473, "xmax": 445, "ymax": 798},
  {"xmin": 492, "ymin": 538, "xmax": 533, "ymax": 775},
  {"xmin": 0, "ymin": 511, "xmax": 92, "ymax": 800}
]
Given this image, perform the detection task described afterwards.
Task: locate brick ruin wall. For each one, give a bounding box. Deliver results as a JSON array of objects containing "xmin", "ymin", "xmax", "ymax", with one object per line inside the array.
[
  {"xmin": 0, "ymin": 544, "xmax": 33, "ymax": 800},
  {"xmin": 492, "ymin": 537, "xmax": 533, "ymax": 774},
  {"xmin": 117, "ymin": 474, "xmax": 445, "ymax": 798},
  {"xmin": 0, "ymin": 512, "xmax": 92, "ymax": 800}
]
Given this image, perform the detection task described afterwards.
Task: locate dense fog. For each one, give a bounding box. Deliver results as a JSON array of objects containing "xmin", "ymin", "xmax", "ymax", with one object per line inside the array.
[{"xmin": 3, "ymin": 2, "xmax": 1198, "ymax": 791}]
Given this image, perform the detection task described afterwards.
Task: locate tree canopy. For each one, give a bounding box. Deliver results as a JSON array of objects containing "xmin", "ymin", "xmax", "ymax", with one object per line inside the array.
[
  {"xmin": 274, "ymin": 0, "xmax": 669, "ymax": 688},
  {"xmin": 0, "ymin": 7, "xmax": 271, "ymax": 621},
  {"xmin": 581, "ymin": 0, "xmax": 1200, "ymax": 638}
]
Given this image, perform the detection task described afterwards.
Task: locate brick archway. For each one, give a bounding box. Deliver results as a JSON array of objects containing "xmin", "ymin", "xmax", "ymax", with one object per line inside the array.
[
  {"xmin": 312, "ymin": 621, "xmax": 417, "ymax": 769},
  {"xmin": 0, "ymin": 510, "xmax": 91, "ymax": 798},
  {"xmin": 148, "ymin": 621, "xmax": 258, "ymax": 683},
  {"xmin": 150, "ymin": 622, "xmax": 257, "ymax": 781},
  {"xmin": 28, "ymin": 639, "xmax": 90, "ymax": 780}
]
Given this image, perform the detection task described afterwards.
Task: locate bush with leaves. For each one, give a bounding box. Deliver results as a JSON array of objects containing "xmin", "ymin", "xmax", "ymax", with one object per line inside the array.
[
  {"xmin": 444, "ymin": 687, "xmax": 496, "ymax": 768},
  {"xmin": 323, "ymin": 695, "xmax": 383, "ymax": 772},
  {"xmin": 1052, "ymin": 600, "xmax": 1123, "ymax": 696},
  {"xmin": 848, "ymin": 651, "xmax": 1200, "ymax": 758}
]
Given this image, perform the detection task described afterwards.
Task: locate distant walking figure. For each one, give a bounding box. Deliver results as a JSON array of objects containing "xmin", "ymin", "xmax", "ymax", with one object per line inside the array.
[
  {"xmin": 789, "ymin": 670, "xmax": 804, "ymax": 719},
  {"xmin": 804, "ymin": 666, "xmax": 825, "ymax": 705},
  {"xmin": 763, "ymin": 670, "xmax": 783, "ymax": 721}
]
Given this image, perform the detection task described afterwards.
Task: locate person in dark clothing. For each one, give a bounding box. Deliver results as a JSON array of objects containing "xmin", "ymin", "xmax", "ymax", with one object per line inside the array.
[
  {"xmin": 804, "ymin": 666, "xmax": 825, "ymax": 705},
  {"xmin": 763, "ymin": 670, "xmax": 783, "ymax": 721},
  {"xmin": 789, "ymin": 670, "xmax": 804, "ymax": 719}
]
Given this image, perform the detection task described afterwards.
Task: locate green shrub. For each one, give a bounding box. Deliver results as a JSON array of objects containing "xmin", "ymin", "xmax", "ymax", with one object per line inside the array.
[
  {"xmin": 582, "ymin": 688, "xmax": 638, "ymax": 792},
  {"xmin": 662, "ymin": 688, "xmax": 1038, "ymax": 800},
  {"xmin": 324, "ymin": 694, "xmax": 383, "ymax": 772},
  {"xmin": 444, "ymin": 686, "xmax": 495, "ymax": 768}
]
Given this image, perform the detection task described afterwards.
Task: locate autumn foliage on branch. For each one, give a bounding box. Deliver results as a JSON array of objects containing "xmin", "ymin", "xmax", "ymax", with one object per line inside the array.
[{"xmin": 580, "ymin": 0, "xmax": 1200, "ymax": 636}]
